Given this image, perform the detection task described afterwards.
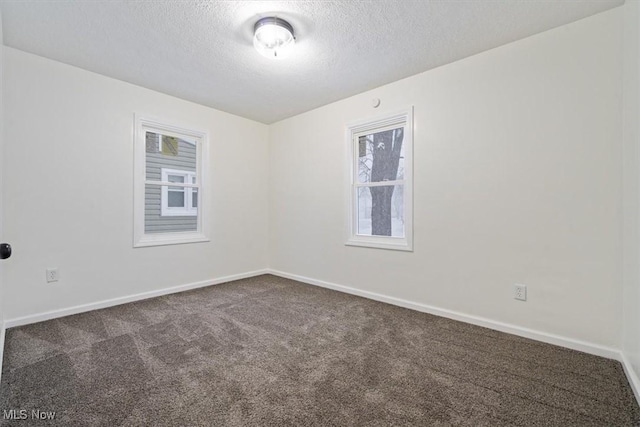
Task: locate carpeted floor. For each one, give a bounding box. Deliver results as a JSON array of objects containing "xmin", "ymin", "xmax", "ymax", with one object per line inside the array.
[{"xmin": 0, "ymin": 274, "xmax": 638, "ymax": 426}]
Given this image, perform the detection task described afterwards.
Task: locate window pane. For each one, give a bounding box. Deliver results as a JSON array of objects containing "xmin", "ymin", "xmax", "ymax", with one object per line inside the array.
[
  {"xmin": 358, "ymin": 127, "xmax": 405, "ymax": 183},
  {"xmin": 145, "ymin": 184, "xmax": 198, "ymax": 233},
  {"xmin": 145, "ymin": 131, "xmax": 160, "ymax": 153},
  {"xmin": 357, "ymin": 185, "xmax": 404, "ymax": 237},
  {"xmin": 137, "ymin": 117, "xmax": 207, "ymax": 247},
  {"xmin": 146, "ymin": 133, "xmax": 197, "ymax": 182},
  {"xmin": 168, "ymin": 190, "xmax": 185, "ymax": 207},
  {"xmin": 161, "ymin": 135, "xmax": 179, "ymax": 156},
  {"xmin": 168, "ymin": 175, "xmax": 184, "ymax": 183}
]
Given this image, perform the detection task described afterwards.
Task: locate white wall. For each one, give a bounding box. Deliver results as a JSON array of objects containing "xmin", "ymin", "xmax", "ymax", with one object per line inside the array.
[
  {"xmin": 269, "ymin": 8, "xmax": 623, "ymax": 348},
  {"xmin": 0, "ymin": 6, "xmax": 5, "ymax": 381},
  {"xmin": 0, "ymin": 4, "xmax": 630, "ymax": 361},
  {"xmin": 3, "ymin": 47, "xmax": 269, "ymax": 320},
  {"xmin": 623, "ymin": 0, "xmax": 640, "ymax": 397}
]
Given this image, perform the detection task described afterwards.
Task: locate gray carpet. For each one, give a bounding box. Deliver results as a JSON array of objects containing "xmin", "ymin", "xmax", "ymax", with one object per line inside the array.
[{"xmin": 0, "ymin": 274, "xmax": 638, "ymax": 426}]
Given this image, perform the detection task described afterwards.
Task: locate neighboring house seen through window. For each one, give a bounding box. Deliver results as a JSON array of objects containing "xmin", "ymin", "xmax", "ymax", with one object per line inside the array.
[
  {"xmin": 161, "ymin": 168, "xmax": 197, "ymax": 217},
  {"xmin": 134, "ymin": 116, "xmax": 209, "ymax": 247}
]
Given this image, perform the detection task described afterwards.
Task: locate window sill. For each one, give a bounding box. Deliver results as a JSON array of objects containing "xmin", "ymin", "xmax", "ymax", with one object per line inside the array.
[
  {"xmin": 159, "ymin": 212, "xmax": 198, "ymax": 217},
  {"xmin": 345, "ymin": 236, "xmax": 413, "ymax": 252},
  {"xmin": 134, "ymin": 232, "xmax": 209, "ymax": 248}
]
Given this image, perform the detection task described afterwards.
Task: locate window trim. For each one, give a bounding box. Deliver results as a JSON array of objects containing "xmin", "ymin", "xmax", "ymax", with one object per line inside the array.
[
  {"xmin": 345, "ymin": 107, "xmax": 413, "ymax": 251},
  {"xmin": 160, "ymin": 168, "xmax": 197, "ymax": 217},
  {"xmin": 133, "ymin": 115, "xmax": 209, "ymax": 248}
]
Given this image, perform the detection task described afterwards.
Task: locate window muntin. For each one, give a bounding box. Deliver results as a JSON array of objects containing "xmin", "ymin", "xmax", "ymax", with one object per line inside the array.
[
  {"xmin": 346, "ymin": 108, "xmax": 413, "ymax": 251},
  {"xmin": 134, "ymin": 116, "xmax": 209, "ymax": 247}
]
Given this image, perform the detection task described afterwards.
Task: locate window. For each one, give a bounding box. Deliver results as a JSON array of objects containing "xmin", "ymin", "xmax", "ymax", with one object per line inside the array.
[
  {"xmin": 346, "ymin": 108, "xmax": 413, "ymax": 251},
  {"xmin": 161, "ymin": 169, "xmax": 197, "ymax": 217},
  {"xmin": 134, "ymin": 116, "xmax": 209, "ymax": 247}
]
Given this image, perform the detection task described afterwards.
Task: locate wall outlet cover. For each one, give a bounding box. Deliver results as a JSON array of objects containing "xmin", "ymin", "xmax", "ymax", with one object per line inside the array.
[{"xmin": 46, "ymin": 268, "xmax": 59, "ymax": 283}]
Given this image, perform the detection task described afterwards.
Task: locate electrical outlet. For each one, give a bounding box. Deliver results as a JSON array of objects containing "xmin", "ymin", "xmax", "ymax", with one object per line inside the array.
[
  {"xmin": 46, "ymin": 268, "xmax": 59, "ymax": 283},
  {"xmin": 514, "ymin": 283, "xmax": 527, "ymax": 301}
]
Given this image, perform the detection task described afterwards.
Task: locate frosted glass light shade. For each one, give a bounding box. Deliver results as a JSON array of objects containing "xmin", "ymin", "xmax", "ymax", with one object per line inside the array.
[{"xmin": 253, "ymin": 17, "xmax": 295, "ymax": 59}]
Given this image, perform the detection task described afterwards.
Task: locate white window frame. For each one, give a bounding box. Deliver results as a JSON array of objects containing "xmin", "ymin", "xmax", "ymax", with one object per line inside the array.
[
  {"xmin": 345, "ymin": 107, "xmax": 413, "ymax": 251},
  {"xmin": 160, "ymin": 168, "xmax": 197, "ymax": 217},
  {"xmin": 134, "ymin": 115, "xmax": 209, "ymax": 247}
]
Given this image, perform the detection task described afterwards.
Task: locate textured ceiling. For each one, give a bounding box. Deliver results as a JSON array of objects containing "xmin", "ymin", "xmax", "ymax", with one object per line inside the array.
[{"xmin": 0, "ymin": 0, "xmax": 625, "ymax": 124}]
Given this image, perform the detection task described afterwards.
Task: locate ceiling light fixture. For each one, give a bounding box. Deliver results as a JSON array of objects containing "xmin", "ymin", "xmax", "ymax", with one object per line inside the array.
[{"xmin": 253, "ymin": 16, "xmax": 295, "ymax": 59}]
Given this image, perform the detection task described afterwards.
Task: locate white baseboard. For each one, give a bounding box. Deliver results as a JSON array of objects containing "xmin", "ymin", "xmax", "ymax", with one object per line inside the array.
[
  {"xmin": 621, "ymin": 353, "xmax": 640, "ymax": 405},
  {"xmin": 4, "ymin": 269, "xmax": 269, "ymax": 329},
  {"xmin": 271, "ymin": 269, "xmax": 640, "ymax": 407},
  {"xmin": 268, "ymin": 269, "xmax": 621, "ymax": 360},
  {"xmin": 2, "ymin": 268, "xmax": 637, "ymax": 407}
]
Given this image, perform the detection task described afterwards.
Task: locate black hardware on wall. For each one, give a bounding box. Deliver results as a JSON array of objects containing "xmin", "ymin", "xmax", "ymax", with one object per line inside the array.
[{"xmin": 0, "ymin": 243, "xmax": 11, "ymax": 260}]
